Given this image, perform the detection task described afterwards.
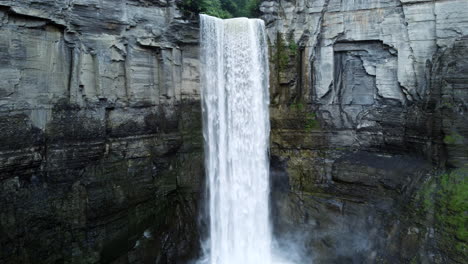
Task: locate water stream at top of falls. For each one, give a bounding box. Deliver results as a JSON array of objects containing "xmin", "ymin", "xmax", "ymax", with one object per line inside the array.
[{"xmin": 199, "ymin": 14, "xmax": 274, "ymax": 264}]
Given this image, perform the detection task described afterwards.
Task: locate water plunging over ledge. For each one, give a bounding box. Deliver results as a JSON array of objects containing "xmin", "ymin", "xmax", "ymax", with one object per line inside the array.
[{"xmin": 199, "ymin": 14, "xmax": 273, "ymax": 264}]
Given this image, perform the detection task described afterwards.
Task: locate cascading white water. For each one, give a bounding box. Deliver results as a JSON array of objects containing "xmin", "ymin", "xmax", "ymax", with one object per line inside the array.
[{"xmin": 199, "ymin": 14, "xmax": 272, "ymax": 264}]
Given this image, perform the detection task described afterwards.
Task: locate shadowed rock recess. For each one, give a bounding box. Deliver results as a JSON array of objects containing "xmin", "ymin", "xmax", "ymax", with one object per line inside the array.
[{"xmin": 0, "ymin": 0, "xmax": 467, "ymax": 264}]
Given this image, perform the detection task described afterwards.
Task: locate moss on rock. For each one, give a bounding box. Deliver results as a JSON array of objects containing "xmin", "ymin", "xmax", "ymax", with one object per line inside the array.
[
  {"xmin": 436, "ymin": 168, "xmax": 468, "ymax": 260},
  {"xmin": 412, "ymin": 168, "xmax": 468, "ymax": 262}
]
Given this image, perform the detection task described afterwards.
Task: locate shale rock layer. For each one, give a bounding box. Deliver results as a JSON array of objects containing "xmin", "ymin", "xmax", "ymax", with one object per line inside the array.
[
  {"xmin": 0, "ymin": 1, "xmax": 202, "ymax": 263},
  {"xmin": 262, "ymin": 0, "xmax": 468, "ymax": 263}
]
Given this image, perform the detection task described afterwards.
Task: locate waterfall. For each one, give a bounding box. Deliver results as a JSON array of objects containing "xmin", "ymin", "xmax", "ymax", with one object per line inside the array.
[{"xmin": 199, "ymin": 14, "xmax": 272, "ymax": 264}]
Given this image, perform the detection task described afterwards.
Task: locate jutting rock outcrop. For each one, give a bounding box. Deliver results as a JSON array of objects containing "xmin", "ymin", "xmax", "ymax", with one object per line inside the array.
[
  {"xmin": 0, "ymin": 1, "xmax": 203, "ymax": 263},
  {"xmin": 262, "ymin": 0, "xmax": 467, "ymax": 263}
]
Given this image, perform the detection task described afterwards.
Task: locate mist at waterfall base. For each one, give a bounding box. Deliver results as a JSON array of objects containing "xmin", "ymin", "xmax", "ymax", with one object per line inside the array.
[{"xmin": 196, "ymin": 14, "xmax": 305, "ymax": 264}]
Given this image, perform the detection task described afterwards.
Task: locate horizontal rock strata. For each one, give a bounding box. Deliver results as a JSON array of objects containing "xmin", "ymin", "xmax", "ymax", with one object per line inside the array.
[
  {"xmin": 0, "ymin": 1, "xmax": 203, "ymax": 263},
  {"xmin": 262, "ymin": 0, "xmax": 468, "ymax": 263}
]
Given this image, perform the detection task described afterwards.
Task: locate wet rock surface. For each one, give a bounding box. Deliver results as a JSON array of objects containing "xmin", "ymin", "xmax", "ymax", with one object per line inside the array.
[
  {"xmin": 1, "ymin": 0, "xmax": 467, "ymax": 263},
  {"xmin": 263, "ymin": 0, "xmax": 467, "ymax": 263},
  {"xmin": 0, "ymin": 1, "xmax": 203, "ymax": 263}
]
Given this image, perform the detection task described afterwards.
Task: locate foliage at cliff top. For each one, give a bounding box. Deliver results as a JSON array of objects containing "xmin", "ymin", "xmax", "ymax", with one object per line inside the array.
[{"xmin": 178, "ymin": 0, "xmax": 261, "ymax": 19}]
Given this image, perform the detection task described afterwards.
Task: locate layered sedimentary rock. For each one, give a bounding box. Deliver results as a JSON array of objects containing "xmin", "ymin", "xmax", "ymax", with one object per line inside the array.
[
  {"xmin": 262, "ymin": 0, "xmax": 467, "ymax": 263},
  {"xmin": 1, "ymin": 0, "xmax": 467, "ymax": 263},
  {"xmin": 0, "ymin": 1, "xmax": 202, "ymax": 263}
]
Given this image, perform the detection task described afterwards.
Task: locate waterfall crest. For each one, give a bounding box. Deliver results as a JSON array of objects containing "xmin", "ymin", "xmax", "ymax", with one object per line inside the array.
[{"xmin": 199, "ymin": 14, "xmax": 272, "ymax": 264}]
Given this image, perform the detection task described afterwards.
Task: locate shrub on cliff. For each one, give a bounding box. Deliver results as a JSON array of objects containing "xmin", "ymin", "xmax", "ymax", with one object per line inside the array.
[{"xmin": 178, "ymin": 0, "xmax": 261, "ymax": 18}]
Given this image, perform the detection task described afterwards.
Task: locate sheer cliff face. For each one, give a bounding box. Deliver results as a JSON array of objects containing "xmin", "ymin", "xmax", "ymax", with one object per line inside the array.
[
  {"xmin": 0, "ymin": 1, "xmax": 202, "ymax": 263},
  {"xmin": 1, "ymin": 0, "xmax": 466, "ymax": 263},
  {"xmin": 262, "ymin": 0, "xmax": 467, "ymax": 263}
]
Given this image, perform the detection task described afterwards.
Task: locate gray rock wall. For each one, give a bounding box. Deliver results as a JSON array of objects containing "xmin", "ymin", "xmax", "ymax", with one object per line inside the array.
[
  {"xmin": 1, "ymin": 0, "xmax": 467, "ymax": 263},
  {"xmin": 0, "ymin": 1, "xmax": 203, "ymax": 263},
  {"xmin": 262, "ymin": 0, "xmax": 467, "ymax": 263}
]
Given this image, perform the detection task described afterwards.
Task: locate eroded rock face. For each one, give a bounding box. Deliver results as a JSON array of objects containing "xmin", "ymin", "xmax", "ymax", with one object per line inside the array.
[
  {"xmin": 0, "ymin": 1, "xmax": 203, "ymax": 263},
  {"xmin": 262, "ymin": 0, "xmax": 467, "ymax": 263},
  {"xmin": 1, "ymin": 0, "xmax": 467, "ymax": 263}
]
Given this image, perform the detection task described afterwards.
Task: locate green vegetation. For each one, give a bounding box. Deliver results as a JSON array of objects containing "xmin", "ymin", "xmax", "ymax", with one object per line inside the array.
[
  {"xmin": 273, "ymin": 33, "xmax": 289, "ymax": 72},
  {"xmin": 289, "ymin": 39, "xmax": 298, "ymax": 53},
  {"xmin": 443, "ymin": 131, "xmax": 463, "ymax": 145},
  {"xmin": 305, "ymin": 113, "xmax": 318, "ymax": 132},
  {"xmin": 272, "ymin": 32, "xmax": 299, "ymax": 73},
  {"xmin": 436, "ymin": 168, "xmax": 468, "ymax": 255},
  {"xmin": 290, "ymin": 102, "xmax": 304, "ymax": 111},
  {"xmin": 419, "ymin": 179, "xmax": 437, "ymax": 213},
  {"xmin": 289, "ymin": 102, "xmax": 319, "ymax": 132},
  {"xmin": 415, "ymin": 168, "xmax": 468, "ymax": 261},
  {"xmin": 178, "ymin": 0, "xmax": 262, "ymax": 18}
]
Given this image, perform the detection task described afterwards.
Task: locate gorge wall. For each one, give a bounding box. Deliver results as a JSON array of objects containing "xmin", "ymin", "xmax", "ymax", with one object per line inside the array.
[
  {"xmin": 0, "ymin": 0, "xmax": 467, "ymax": 263},
  {"xmin": 261, "ymin": 0, "xmax": 467, "ymax": 263},
  {"xmin": 0, "ymin": 1, "xmax": 203, "ymax": 263}
]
